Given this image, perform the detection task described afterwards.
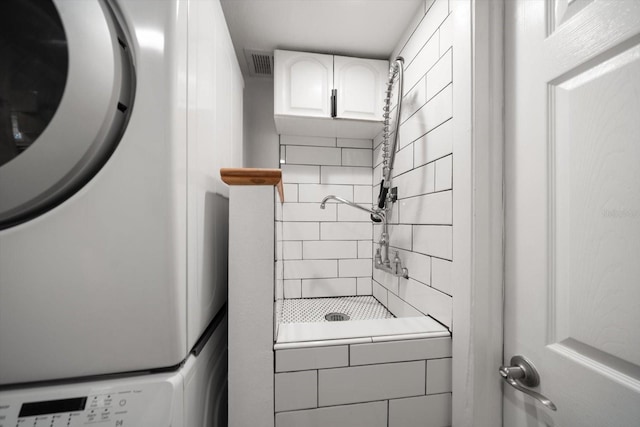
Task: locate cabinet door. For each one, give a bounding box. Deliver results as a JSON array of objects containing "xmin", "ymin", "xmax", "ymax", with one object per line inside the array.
[
  {"xmin": 274, "ymin": 50, "xmax": 333, "ymax": 118},
  {"xmin": 334, "ymin": 56, "xmax": 389, "ymax": 121}
]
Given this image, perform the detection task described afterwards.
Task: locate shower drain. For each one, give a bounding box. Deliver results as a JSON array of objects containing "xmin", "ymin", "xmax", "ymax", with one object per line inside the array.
[{"xmin": 325, "ymin": 312, "xmax": 350, "ymax": 322}]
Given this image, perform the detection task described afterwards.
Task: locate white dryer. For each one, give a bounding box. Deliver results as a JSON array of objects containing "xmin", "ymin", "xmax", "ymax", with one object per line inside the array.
[
  {"xmin": 0, "ymin": 0, "xmax": 242, "ymax": 386},
  {"xmin": 0, "ymin": 313, "xmax": 228, "ymax": 427}
]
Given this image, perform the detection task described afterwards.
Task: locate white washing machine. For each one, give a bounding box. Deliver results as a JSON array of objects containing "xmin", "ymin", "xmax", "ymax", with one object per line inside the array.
[
  {"xmin": 0, "ymin": 313, "xmax": 228, "ymax": 427},
  {"xmin": 0, "ymin": 0, "xmax": 242, "ymax": 386}
]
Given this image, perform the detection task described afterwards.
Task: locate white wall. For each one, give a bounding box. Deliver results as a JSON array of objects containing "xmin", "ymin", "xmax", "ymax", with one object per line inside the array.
[
  {"xmin": 273, "ymin": 336, "xmax": 452, "ymax": 427},
  {"xmin": 372, "ymin": 0, "xmax": 454, "ymax": 329},
  {"xmin": 228, "ymin": 186, "xmax": 275, "ymax": 427},
  {"xmin": 244, "ymin": 78, "xmax": 279, "ymax": 168},
  {"xmin": 186, "ymin": 0, "xmax": 243, "ymax": 349}
]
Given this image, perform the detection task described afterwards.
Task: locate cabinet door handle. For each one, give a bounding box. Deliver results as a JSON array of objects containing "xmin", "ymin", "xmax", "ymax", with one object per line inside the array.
[{"xmin": 331, "ymin": 89, "xmax": 337, "ymax": 118}]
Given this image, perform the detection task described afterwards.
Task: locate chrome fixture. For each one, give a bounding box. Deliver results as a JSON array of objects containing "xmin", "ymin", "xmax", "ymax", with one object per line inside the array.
[
  {"xmin": 320, "ymin": 194, "xmax": 405, "ymax": 278},
  {"xmin": 499, "ymin": 355, "xmax": 557, "ymax": 411},
  {"xmin": 325, "ymin": 312, "xmax": 350, "ymax": 321},
  {"xmin": 320, "ymin": 195, "xmax": 385, "ymax": 221},
  {"xmin": 381, "ymin": 57, "xmax": 404, "ymax": 189},
  {"xmin": 320, "ymin": 191, "xmax": 408, "ymax": 279},
  {"xmin": 375, "ymin": 249, "xmax": 408, "ymax": 279},
  {"xmin": 372, "ymin": 57, "xmax": 408, "ymax": 278},
  {"xmin": 318, "ymin": 58, "xmax": 409, "ymax": 279}
]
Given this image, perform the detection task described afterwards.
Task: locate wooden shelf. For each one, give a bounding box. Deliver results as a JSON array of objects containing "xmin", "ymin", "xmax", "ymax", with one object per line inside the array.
[{"xmin": 220, "ymin": 168, "xmax": 284, "ymax": 202}]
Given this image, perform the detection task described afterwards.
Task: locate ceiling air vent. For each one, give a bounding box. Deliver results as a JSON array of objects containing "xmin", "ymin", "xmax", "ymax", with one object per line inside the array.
[{"xmin": 244, "ymin": 49, "xmax": 274, "ymax": 77}]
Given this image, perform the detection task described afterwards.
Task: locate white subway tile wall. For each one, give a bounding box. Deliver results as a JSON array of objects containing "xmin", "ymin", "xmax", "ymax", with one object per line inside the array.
[
  {"xmin": 276, "ymin": 345, "xmax": 349, "ymax": 372},
  {"xmin": 356, "ymin": 277, "xmax": 373, "ymax": 295},
  {"xmin": 301, "ymin": 278, "xmax": 357, "ymax": 298},
  {"xmin": 387, "ymin": 292, "xmax": 425, "ymax": 318},
  {"xmin": 321, "ymin": 222, "xmax": 372, "ymax": 241},
  {"xmin": 297, "ymin": 184, "xmax": 353, "ymax": 202},
  {"xmin": 283, "ymin": 279, "xmax": 302, "ymax": 299},
  {"xmin": 318, "ymin": 361, "xmax": 426, "ymax": 406},
  {"xmin": 274, "ymin": 336, "xmax": 452, "ymax": 426},
  {"xmin": 350, "ymin": 337, "xmax": 451, "ymax": 366},
  {"xmin": 274, "ymin": 370, "xmax": 318, "ymax": 412},
  {"xmin": 373, "ymin": 0, "xmax": 453, "ymax": 330},
  {"xmin": 276, "ymin": 401, "xmax": 388, "ymax": 427},
  {"xmin": 426, "ymin": 357, "xmax": 453, "ymax": 394},
  {"xmin": 388, "ymin": 393, "xmax": 452, "ymax": 427},
  {"xmin": 277, "ymin": 135, "xmax": 373, "ymax": 297}
]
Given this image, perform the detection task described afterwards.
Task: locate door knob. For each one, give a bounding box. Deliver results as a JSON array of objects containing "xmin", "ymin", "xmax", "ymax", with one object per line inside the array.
[{"xmin": 499, "ymin": 355, "xmax": 557, "ymax": 411}]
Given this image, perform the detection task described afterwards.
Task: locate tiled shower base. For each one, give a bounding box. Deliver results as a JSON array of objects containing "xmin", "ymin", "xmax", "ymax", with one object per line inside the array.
[
  {"xmin": 275, "ymin": 296, "xmax": 450, "ymax": 349},
  {"xmin": 273, "ymin": 296, "xmax": 453, "ymax": 426},
  {"xmin": 281, "ymin": 296, "xmax": 394, "ymax": 323}
]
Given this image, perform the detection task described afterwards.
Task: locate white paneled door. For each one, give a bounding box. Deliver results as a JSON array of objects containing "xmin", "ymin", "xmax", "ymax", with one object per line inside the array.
[{"xmin": 504, "ymin": 0, "xmax": 640, "ymax": 426}]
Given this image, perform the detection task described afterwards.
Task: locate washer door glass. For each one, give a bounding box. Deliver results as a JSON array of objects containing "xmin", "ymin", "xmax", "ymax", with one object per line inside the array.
[
  {"xmin": 0, "ymin": 0, "xmax": 67, "ymax": 167},
  {"xmin": 0, "ymin": 0, "xmax": 135, "ymax": 229}
]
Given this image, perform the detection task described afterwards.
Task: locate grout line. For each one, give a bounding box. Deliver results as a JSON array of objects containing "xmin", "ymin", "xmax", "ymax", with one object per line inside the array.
[
  {"xmin": 274, "ymin": 399, "xmax": 391, "ymax": 415},
  {"xmin": 395, "ymin": 3, "xmax": 428, "ymax": 63},
  {"xmin": 393, "ymin": 154, "xmax": 453, "ymax": 181},
  {"xmin": 425, "ymin": 359, "xmax": 428, "ymax": 395},
  {"xmin": 398, "ymin": 84, "xmax": 452, "ymax": 135},
  {"xmin": 387, "ymin": 399, "xmax": 390, "ymax": 426},
  {"xmin": 297, "ymin": 359, "xmax": 431, "ymax": 373},
  {"xmin": 315, "ymin": 391, "xmax": 434, "ymax": 410},
  {"xmin": 430, "ymin": 257, "xmax": 433, "ymax": 288}
]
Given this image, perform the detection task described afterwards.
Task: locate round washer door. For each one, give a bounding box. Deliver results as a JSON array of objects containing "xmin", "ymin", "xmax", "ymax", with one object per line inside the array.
[{"xmin": 0, "ymin": 0, "xmax": 135, "ymax": 228}]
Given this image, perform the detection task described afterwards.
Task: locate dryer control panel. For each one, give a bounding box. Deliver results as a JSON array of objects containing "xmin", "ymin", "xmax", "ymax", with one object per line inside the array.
[{"xmin": 0, "ymin": 380, "xmax": 176, "ymax": 427}]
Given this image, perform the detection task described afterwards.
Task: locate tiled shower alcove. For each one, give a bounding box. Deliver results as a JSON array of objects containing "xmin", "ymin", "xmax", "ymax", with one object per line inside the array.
[{"xmin": 273, "ymin": 297, "xmax": 452, "ymax": 427}]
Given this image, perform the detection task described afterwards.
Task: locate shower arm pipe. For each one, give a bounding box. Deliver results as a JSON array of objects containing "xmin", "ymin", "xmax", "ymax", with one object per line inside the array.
[
  {"xmin": 320, "ymin": 195, "xmax": 385, "ymax": 222},
  {"xmin": 383, "ymin": 57, "xmax": 404, "ymax": 189}
]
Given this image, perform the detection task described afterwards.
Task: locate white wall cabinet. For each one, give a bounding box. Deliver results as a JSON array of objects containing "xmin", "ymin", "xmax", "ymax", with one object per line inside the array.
[
  {"xmin": 274, "ymin": 49, "xmax": 388, "ymax": 138},
  {"xmin": 274, "ymin": 50, "xmax": 334, "ymax": 118},
  {"xmin": 333, "ymin": 55, "xmax": 388, "ymax": 121}
]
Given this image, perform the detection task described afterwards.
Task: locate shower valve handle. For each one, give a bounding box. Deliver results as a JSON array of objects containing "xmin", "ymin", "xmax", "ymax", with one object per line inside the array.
[{"xmin": 376, "ymin": 180, "xmax": 388, "ymax": 209}]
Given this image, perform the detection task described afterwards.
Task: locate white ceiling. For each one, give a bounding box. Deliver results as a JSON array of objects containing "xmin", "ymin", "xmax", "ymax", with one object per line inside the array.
[{"xmin": 220, "ymin": 0, "xmax": 423, "ymax": 78}]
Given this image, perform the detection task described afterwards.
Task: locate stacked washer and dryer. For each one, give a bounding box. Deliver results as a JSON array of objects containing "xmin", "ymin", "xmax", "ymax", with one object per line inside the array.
[{"xmin": 0, "ymin": 0, "xmax": 243, "ymax": 425}]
